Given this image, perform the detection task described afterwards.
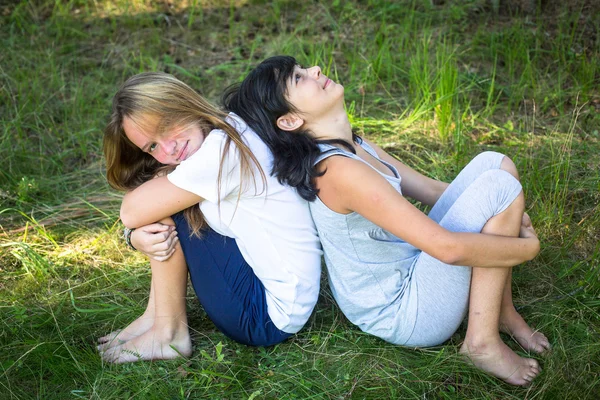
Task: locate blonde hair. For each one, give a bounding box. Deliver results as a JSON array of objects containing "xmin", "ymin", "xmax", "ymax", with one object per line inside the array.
[{"xmin": 104, "ymin": 72, "xmax": 265, "ymax": 236}]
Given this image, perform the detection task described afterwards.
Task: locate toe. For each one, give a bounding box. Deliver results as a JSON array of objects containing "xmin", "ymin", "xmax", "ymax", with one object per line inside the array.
[
  {"xmin": 527, "ymin": 358, "xmax": 539, "ymax": 368},
  {"xmin": 97, "ymin": 340, "xmax": 120, "ymax": 352},
  {"xmin": 98, "ymin": 330, "xmax": 120, "ymax": 343},
  {"xmin": 542, "ymin": 340, "xmax": 551, "ymax": 350},
  {"xmin": 97, "ymin": 343, "xmax": 110, "ymax": 352},
  {"xmin": 101, "ymin": 346, "xmax": 120, "ymax": 363},
  {"xmin": 527, "ymin": 371, "xmax": 539, "ymax": 379},
  {"xmin": 533, "ymin": 344, "xmax": 544, "ymax": 353}
]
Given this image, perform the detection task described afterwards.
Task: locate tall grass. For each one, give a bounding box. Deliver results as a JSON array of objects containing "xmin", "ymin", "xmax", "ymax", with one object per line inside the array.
[{"xmin": 1, "ymin": 0, "xmax": 599, "ymax": 398}]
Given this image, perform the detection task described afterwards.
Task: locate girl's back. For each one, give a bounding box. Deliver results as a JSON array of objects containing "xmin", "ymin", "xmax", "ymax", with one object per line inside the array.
[
  {"xmin": 168, "ymin": 114, "xmax": 323, "ymax": 333},
  {"xmin": 310, "ymin": 141, "xmax": 420, "ymax": 343}
]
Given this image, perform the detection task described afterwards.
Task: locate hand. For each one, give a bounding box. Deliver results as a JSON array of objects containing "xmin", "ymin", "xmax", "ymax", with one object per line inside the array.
[
  {"xmin": 130, "ymin": 223, "xmax": 179, "ymax": 262},
  {"xmin": 519, "ymin": 212, "xmax": 540, "ymax": 260},
  {"xmin": 519, "ymin": 212, "xmax": 537, "ymax": 239}
]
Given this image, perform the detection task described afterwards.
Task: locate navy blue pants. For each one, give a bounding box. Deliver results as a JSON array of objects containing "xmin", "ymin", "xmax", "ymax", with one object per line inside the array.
[{"xmin": 172, "ymin": 213, "xmax": 292, "ymax": 346}]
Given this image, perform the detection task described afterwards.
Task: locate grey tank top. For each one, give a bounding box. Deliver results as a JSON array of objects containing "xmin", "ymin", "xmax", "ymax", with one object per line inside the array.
[{"xmin": 310, "ymin": 141, "xmax": 420, "ymax": 341}]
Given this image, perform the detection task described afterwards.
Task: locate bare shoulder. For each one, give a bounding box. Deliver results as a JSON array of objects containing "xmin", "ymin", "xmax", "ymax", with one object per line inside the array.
[
  {"xmin": 317, "ymin": 154, "xmax": 373, "ymax": 186},
  {"xmin": 315, "ymin": 154, "xmax": 396, "ymax": 214}
]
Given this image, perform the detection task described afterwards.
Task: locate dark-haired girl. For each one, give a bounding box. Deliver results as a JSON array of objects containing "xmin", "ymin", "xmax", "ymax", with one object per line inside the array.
[{"xmin": 223, "ymin": 56, "xmax": 550, "ymax": 386}]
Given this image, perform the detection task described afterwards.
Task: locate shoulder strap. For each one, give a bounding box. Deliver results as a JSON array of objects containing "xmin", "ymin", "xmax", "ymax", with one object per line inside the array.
[
  {"xmin": 359, "ymin": 139, "xmax": 379, "ymax": 159},
  {"xmin": 314, "ymin": 143, "xmax": 357, "ymax": 165}
]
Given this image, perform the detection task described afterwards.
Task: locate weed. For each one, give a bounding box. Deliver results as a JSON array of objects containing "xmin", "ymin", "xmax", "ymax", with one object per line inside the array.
[{"xmin": 1, "ymin": 0, "xmax": 598, "ymax": 398}]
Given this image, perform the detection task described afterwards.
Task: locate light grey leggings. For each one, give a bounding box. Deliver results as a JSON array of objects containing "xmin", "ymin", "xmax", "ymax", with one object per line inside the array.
[{"xmin": 402, "ymin": 151, "xmax": 523, "ymax": 347}]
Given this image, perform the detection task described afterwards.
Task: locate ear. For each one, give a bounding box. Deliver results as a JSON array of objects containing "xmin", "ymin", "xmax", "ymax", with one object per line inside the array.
[{"xmin": 276, "ymin": 113, "xmax": 304, "ymax": 132}]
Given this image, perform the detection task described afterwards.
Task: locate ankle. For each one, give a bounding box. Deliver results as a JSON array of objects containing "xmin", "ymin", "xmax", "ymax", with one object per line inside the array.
[
  {"xmin": 150, "ymin": 318, "xmax": 189, "ymax": 340},
  {"xmin": 500, "ymin": 304, "xmax": 518, "ymax": 318},
  {"xmin": 463, "ymin": 332, "xmax": 502, "ymax": 352}
]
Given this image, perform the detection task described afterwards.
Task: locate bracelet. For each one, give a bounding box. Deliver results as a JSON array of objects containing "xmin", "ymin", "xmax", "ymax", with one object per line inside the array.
[{"xmin": 123, "ymin": 227, "xmax": 137, "ymax": 250}]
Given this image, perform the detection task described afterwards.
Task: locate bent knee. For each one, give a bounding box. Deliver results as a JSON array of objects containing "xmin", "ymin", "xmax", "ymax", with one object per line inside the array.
[
  {"xmin": 158, "ymin": 217, "xmax": 176, "ymax": 226},
  {"xmin": 468, "ymin": 151, "xmax": 506, "ymax": 175},
  {"xmin": 473, "ymin": 151, "xmax": 505, "ymax": 164},
  {"xmin": 475, "ymin": 169, "xmax": 524, "ymax": 211},
  {"xmin": 499, "ymin": 155, "xmax": 520, "ymax": 180}
]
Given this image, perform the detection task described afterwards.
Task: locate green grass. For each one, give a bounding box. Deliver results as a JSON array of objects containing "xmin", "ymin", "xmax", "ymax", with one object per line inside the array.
[{"xmin": 1, "ymin": 0, "xmax": 599, "ymax": 398}]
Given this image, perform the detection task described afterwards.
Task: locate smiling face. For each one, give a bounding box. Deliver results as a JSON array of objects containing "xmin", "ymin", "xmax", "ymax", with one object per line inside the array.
[
  {"xmin": 284, "ymin": 65, "xmax": 344, "ymax": 120},
  {"xmin": 122, "ymin": 116, "xmax": 206, "ymax": 165}
]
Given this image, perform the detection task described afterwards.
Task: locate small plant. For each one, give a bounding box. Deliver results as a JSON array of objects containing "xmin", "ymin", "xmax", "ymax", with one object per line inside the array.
[{"xmin": 1, "ymin": 0, "xmax": 598, "ymax": 398}]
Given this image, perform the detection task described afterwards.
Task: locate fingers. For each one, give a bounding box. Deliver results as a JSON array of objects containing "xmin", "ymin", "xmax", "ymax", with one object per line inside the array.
[
  {"xmin": 521, "ymin": 212, "xmax": 532, "ymax": 227},
  {"xmin": 520, "ymin": 224, "xmax": 538, "ymax": 239},
  {"xmin": 152, "ymin": 247, "xmax": 177, "ymax": 262},
  {"xmin": 150, "ymin": 232, "xmax": 179, "ymax": 261},
  {"xmin": 143, "ymin": 228, "xmax": 178, "ymax": 249},
  {"xmin": 142, "ymin": 223, "xmax": 175, "ymax": 234},
  {"xmin": 155, "ymin": 230, "xmax": 178, "ymax": 249},
  {"xmin": 135, "ymin": 226, "xmax": 179, "ymax": 259}
]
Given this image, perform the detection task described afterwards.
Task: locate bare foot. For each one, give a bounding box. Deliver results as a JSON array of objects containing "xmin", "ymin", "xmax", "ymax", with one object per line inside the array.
[
  {"xmin": 460, "ymin": 337, "xmax": 541, "ymax": 386},
  {"xmin": 100, "ymin": 324, "xmax": 192, "ymax": 364},
  {"xmin": 500, "ymin": 307, "xmax": 551, "ymax": 354},
  {"xmin": 97, "ymin": 313, "xmax": 155, "ymax": 351}
]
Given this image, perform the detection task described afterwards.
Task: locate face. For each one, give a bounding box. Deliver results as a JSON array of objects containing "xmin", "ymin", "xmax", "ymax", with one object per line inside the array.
[
  {"xmin": 122, "ymin": 116, "xmax": 206, "ymax": 165},
  {"xmin": 284, "ymin": 65, "xmax": 344, "ymax": 119}
]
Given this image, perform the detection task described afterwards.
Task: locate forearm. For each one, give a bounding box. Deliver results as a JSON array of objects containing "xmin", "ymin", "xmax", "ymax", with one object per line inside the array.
[
  {"xmin": 121, "ymin": 192, "xmax": 185, "ymax": 228},
  {"xmin": 121, "ymin": 192, "xmax": 168, "ymax": 228},
  {"xmin": 422, "ymin": 180, "xmax": 449, "ymax": 207},
  {"xmin": 120, "ymin": 176, "xmax": 202, "ymax": 228},
  {"xmin": 448, "ymin": 232, "xmax": 539, "ymax": 268}
]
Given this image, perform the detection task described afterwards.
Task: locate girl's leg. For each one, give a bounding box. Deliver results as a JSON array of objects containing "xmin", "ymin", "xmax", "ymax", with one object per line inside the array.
[
  {"xmin": 460, "ymin": 192, "xmax": 540, "ymax": 386},
  {"xmin": 100, "ymin": 219, "xmax": 192, "ymax": 363},
  {"xmin": 172, "ymin": 214, "xmax": 292, "ymax": 347},
  {"xmin": 494, "ymin": 156, "xmax": 550, "ymax": 354},
  {"xmin": 498, "ymin": 272, "xmax": 551, "ymax": 353},
  {"xmin": 405, "ymin": 153, "xmax": 545, "ymax": 385},
  {"xmin": 97, "ymin": 275, "xmax": 156, "ymax": 347}
]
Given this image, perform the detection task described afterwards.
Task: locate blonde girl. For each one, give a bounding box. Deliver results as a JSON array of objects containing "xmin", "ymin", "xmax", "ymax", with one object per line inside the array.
[{"xmin": 99, "ymin": 72, "xmax": 322, "ymax": 363}]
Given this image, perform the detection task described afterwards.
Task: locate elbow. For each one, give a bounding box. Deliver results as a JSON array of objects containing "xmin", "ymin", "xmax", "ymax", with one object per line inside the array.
[
  {"xmin": 120, "ymin": 197, "xmax": 139, "ymax": 228},
  {"xmin": 435, "ymin": 236, "xmax": 465, "ymax": 265},
  {"xmin": 431, "ymin": 182, "xmax": 449, "ymax": 206},
  {"xmin": 120, "ymin": 207, "xmax": 135, "ymax": 229},
  {"xmin": 439, "ymin": 250, "xmax": 463, "ymax": 266},
  {"xmin": 527, "ymin": 238, "xmax": 541, "ymax": 261}
]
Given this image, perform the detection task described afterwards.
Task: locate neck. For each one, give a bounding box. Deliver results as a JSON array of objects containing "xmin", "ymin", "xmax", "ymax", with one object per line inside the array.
[{"xmin": 304, "ymin": 106, "xmax": 353, "ymax": 143}]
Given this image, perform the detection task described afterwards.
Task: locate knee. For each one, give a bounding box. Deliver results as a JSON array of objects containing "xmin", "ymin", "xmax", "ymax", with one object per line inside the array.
[
  {"xmin": 158, "ymin": 216, "xmax": 176, "ymax": 226},
  {"xmin": 511, "ymin": 189, "xmax": 526, "ymax": 215},
  {"xmin": 469, "ymin": 151, "xmax": 508, "ymax": 175},
  {"xmin": 473, "ymin": 151, "xmax": 504, "ymax": 163},
  {"xmin": 477, "ymin": 169, "xmax": 524, "ymax": 211},
  {"xmin": 499, "ymin": 155, "xmax": 520, "ymax": 181}
]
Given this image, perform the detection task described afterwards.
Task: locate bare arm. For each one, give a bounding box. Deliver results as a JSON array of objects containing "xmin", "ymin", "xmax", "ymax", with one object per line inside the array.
[
  {"xmin": 364, "ymin": 138, "xmax": 448, "ymax": 207},
  {"xmin": 316, "ymin": 156, "xmax": 539, "ymax": 268},
  {"xmin": 120, "ymin": 176, "xmax": 203, "ymax": 228}
]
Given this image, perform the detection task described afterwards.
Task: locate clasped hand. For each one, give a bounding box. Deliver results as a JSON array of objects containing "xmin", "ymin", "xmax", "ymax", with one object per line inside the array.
[
  {"xmin": 130, "ymin": 223, "xmax": 179, "ymax": 261},
  {"xmin": 519, "ymin": 212, "xmax": 537, "ymax": 240}
]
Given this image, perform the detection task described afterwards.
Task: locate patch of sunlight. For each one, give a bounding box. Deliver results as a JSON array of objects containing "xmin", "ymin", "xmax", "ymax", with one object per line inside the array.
[
  {"xmin": 88, "ymin": 0, "xmax": 249, "ymax": 18},
  {"xmin": 51, "ymin": 230, "xmax": 147, "ymax": 268}
]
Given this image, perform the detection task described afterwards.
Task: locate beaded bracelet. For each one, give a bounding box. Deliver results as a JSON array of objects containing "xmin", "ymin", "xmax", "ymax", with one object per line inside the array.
[{"xmin": 123, "ymin": 227, "xmax": 137, "ymax": 250}]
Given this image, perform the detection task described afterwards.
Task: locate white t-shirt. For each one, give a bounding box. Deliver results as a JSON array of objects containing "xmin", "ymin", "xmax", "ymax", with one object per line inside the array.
[{"xmin": 168, "ymin": 113, "xmax": 322, "ymax": 333}]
